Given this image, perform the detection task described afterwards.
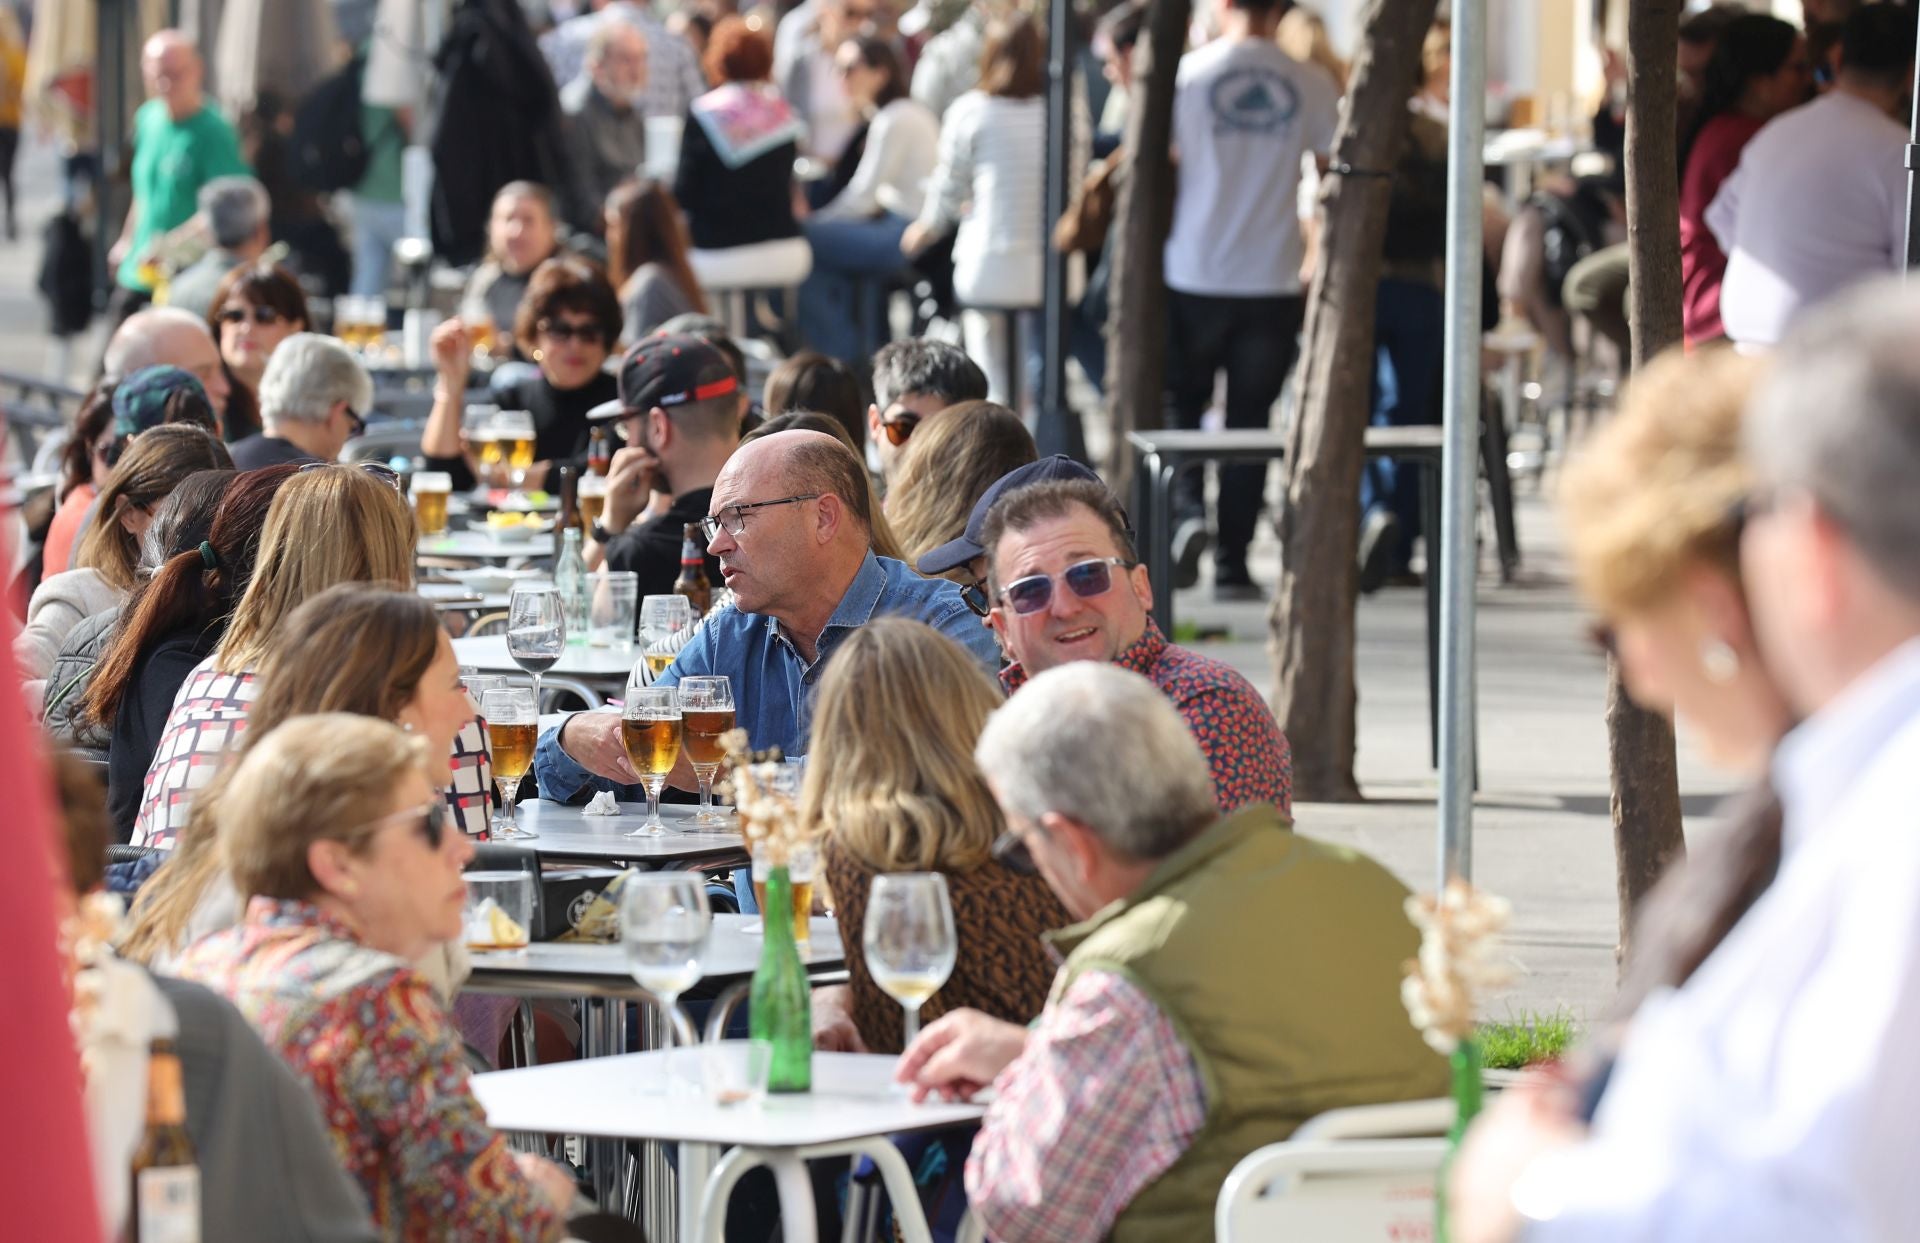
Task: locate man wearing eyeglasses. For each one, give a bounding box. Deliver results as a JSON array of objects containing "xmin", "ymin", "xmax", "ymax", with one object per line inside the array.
[
  {"xmin": 228, "ymin": 335, "xmax": 374, "ymax": 471},
  {"xmin": 978, "ymin": 473, "xmax": 1292, "ymax": 815},
  {"xmin": 867, "ymin": 338, "xmax": 988, "ymax": 483},
  {"xmin": 533, "ymin": 428, "xmax": 1002, "ymax": 798}
]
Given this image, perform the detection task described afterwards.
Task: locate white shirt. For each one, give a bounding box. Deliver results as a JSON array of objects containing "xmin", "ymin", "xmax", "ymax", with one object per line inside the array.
[
  {"xmin": 1164, "ymin": 37, "xmax": 1339, "ymax": 297},
  {"xmin": 814, "ymin": 97, "xmax": 942, "ymax": 222},
  {"xmin": 1529, "ymin": 638, "xmax": 1920, "ymax": 1242},
  {"xmin": 1705, "ymin": 91, "xmax": 1908, "ymax": 349}
]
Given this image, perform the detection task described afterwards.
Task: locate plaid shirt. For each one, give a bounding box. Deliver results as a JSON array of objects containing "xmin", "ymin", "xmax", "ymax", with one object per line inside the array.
[
  {"xmin": 540, "ymin": 5, "xmax": 710, "ymax": 122},
  {"xmin": 967, "ymin": 969, "xmax": 1206, "ymax": 1243},
  {"xmin": 1000, "ymin": 621, "xmax": 1293, "ymax": 816}
]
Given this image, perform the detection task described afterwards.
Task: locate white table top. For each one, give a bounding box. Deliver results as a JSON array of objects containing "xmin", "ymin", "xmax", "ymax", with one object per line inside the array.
[
  {"xmin": 418, "ymin": 530, "xmax": 551, "ymax": 563},
  {"xmin": 467, "ymin": 913, "xmax": 842, "ymax": 991},
  {"xmin": 452, "ymin": 635, "xmax": 640, "ymax": 679},
  {"xmin": 496, "ymin": 799, "xmax": 746, "ymax": 863},
  {"xmin": 473, "ymin": 1049, "xmax": 986, "ymax": 1147}
]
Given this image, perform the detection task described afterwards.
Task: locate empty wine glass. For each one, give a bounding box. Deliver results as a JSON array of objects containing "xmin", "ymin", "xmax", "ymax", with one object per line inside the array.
[
  {"xmin": 623, "ymin": 685, "xmax": 683, "ymax": 837},
  {"xmin": 637, "ymin": 594, "xmax": 694, "ymax": 685},
  {"xmin": 621, "ymin": 873, "xmax": 711, "ymax": 1090},
  {"xmin": 678, "ymin": 675, "xmax": 735, "ymax": 825},
  {"xmin": 507, "ymin": 584, "xmax": 564, "ymax": 710},
  {"xmin": 862, "ymin": 873, "xmax": 957, "ymax": 1047},
  {"xmin": 480, "ymin": 687, "xmax": 538, "ymax": 840}
]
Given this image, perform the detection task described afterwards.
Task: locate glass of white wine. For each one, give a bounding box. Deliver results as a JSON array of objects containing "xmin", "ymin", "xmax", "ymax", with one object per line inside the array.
[
  {"xmin": 636, "ymin": 594, "xmax": 694, "ymax": 685},
  {"xmin": 621, "ymin": 872, "xmax": 711, "ymax": 1092},
  {"xmin": 862, "ymin": 872, "xmax": 957, "ymax": 1048}
]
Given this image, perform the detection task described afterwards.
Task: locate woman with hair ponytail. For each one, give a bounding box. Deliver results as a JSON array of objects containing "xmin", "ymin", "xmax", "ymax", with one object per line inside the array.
[{"xmin": 91, "ymin": 463, "xmax": 300, "ymax": 838}]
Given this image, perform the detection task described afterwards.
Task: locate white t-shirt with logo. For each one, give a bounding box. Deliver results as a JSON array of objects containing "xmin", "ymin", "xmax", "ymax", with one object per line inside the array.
[{"xmin": 1164, "ymin": 37, "xmax": 1340, "ymax": 298}]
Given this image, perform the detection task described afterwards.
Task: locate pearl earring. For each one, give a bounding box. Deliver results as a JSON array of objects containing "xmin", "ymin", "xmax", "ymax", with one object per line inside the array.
[{"xmin": 1701, "ymin": 638, "xmax": 1739, "ymax": 684}]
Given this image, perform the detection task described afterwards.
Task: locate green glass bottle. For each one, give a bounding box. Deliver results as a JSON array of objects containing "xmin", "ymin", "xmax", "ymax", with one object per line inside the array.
[{"xmin": 749, "ymin": 864, "xmax": 813, "ymax": 1092}]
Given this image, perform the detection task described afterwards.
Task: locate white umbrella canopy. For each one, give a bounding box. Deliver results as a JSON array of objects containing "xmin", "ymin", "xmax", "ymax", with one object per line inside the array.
[{"xmin": 184, "ymin": 0, "xmax": 345, "ymax": 115}]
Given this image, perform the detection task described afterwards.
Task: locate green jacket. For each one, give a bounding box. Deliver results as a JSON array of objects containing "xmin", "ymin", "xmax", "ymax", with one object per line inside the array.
[{"xmin": 1048, "ymin": 803, "xmax": 1448, "ymax": 1243}]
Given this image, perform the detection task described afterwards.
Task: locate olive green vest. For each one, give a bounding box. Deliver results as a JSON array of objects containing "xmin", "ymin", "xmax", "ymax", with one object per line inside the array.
[{"xmin": 1047, "ymin": 804, "xmax": 1449, "ymax": 1243}]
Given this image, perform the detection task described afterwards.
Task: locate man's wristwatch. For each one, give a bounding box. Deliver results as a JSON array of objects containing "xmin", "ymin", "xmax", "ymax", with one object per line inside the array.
[{"xmin": 590, "ymin": 521, "xmax": 613, "ymax": 545}]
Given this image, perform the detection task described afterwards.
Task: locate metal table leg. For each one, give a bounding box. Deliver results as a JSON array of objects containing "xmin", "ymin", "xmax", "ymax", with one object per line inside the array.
[
  {"xmin": 1421, "ymin": 455, "xmax": 1442, "ymax": 770},
  {"xmin": 1150, "ymin": 452, "xmax": 1175, "ymax": 631}
]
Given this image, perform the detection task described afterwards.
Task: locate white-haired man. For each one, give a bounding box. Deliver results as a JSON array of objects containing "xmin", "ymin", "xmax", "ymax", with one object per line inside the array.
[
  {"xmin": 166, "ymin": 175, "xmax": 272, "ymax": 320},
  {"xmin": 227, "ymin": 334, "xmax": 373, "ymax": 470}
]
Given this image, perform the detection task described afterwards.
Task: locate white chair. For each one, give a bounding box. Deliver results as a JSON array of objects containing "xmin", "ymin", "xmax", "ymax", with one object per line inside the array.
[{"xmin": 1215, "ymin": 1098, "xmax": 1454, "ymax": 1243}]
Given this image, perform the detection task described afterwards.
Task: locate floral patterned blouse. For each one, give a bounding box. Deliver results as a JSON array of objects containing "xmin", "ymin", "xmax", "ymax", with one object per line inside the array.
[
  {"xmin": 134, "ymin": 656, "xmax": 495, "ymax": 848},
  {"xmin": 176, "ymin": 898, "xmax": 562, "ymax": 1242}
]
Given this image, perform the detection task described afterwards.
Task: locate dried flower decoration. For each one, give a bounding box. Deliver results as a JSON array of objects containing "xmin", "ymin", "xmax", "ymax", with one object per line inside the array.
[
  {"xmin": 66, "ymin": 891, "xmax": 128, "ymax": 1078},
  {"xmin": 717, "ymin": 729, "xmax": 813, "ymax": 864},
  {"xmin": 1400, "ymin": 879, "xmax": 1514, "ymax": 1054}
]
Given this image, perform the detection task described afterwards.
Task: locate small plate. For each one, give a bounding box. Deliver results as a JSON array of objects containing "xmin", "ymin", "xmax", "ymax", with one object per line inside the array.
[{"xmin": 440, "ymin": 566, "xmax": 544, "ymax": 594}]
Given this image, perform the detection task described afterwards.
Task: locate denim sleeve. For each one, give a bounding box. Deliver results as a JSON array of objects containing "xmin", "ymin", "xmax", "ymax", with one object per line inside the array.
[
  {"xmin": 531, "ymin": 720, "xmax": 643, "ymax": 805},
  {"xmin": 930, "ymin": 601, "xmax": 1004, "ymax": 675}
]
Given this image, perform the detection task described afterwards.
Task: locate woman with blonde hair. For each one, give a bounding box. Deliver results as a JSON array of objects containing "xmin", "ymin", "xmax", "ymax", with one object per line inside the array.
[
  {"xmin": 174, "ymin": 715, "xmax": 576, "ymax": 1240},
  {"xmin": 128, "ymin": 464, "xmax": 418, "ymax": 848},
  {"xmin": 804, "ymin": 617, "xmax": 1066, "ymax": 1055},
  {"xmin": 124, "ymin": 584, "xmax": 488, "ymax": 974},
  {"xmin": 885, "ymin": 401, "xmax": 1037, "ymax": 569}
]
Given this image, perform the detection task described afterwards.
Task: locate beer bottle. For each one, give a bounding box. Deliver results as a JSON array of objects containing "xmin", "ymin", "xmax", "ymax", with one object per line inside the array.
[
  {"xmin": 130, "ymin": 1039, "xmax": 200, "ymax": 1243},
  {"xmin": 673, "ymin": 522, "xmax": 712, "ymax": 617},
  {"xmin": 588, "ymin": 427, "xmax": 613, "ymax": 476},
  {"xmin": 554, "ymin": 465, "xmax": 582, "ymax": 533}
]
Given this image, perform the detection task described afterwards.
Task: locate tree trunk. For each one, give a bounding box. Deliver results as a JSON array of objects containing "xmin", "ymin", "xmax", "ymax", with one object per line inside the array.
[
  {"xmin": 1269, "ymin": 0, "xmax": 1439, "ymax": 802},
  {"xmin": 1612, "ymin": 0, "xmax": 1688, "ymax": 959},
  {"xmin": 1101, "ymin": 0, "xmax": 1190, "ymax": 485}
]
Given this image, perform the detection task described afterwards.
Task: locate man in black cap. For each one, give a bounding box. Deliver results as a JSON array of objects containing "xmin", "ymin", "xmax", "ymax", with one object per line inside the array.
[
  {"xmin": 584, "ymin": 334, "xmax": 742, "ymax": 598},
  {"xmin": 916, "ymin": 453, "xmax": 1104, "ymax": 612}
]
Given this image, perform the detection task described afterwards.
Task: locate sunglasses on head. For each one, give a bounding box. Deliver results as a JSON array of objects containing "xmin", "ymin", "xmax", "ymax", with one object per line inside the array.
[
  {"xmin": 298, "ymin": 459, "xmax": 401, "ymax": 491},
  {"xmin": 538, "ymin": 319, "xmax": 604, "ymax": 345},
  {"xmin": 218, "ymin": 305, "xmax": 284, "ymax": 327},
  {"xmin": 997, "ymin": 556, "xmax": 1134, "ymax": 616}
]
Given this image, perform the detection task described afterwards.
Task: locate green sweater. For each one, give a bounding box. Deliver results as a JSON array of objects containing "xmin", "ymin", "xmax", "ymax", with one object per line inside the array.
[
  {"xmin": 1049, "ymin": 803, "xmax": 1449, "ymax": 1243},
  {"xmin": 119, "ymin": 99, "xmax": 249, "ymax": 291}
]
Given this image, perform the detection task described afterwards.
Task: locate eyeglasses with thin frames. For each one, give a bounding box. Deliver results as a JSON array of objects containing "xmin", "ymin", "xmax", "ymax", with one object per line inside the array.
[
  {"xmin": 997, "ymin": 557, "xmax": 1135, "ymax": 616},
  {"xmin": 698, "ymin": 493, "xmax": 822, "ymax": 543}
]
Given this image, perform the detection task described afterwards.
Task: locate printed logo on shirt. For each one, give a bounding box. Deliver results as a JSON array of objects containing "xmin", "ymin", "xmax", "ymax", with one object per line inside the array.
[{"xmin": 1208, "ymin": 68, "xmax": 1301, "ymax": 136}]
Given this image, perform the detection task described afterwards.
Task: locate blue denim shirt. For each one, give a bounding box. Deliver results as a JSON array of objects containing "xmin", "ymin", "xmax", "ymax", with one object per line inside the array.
[{"xmin": 534, "ymin": 552, "xmax": 1001, "ymax": 802}]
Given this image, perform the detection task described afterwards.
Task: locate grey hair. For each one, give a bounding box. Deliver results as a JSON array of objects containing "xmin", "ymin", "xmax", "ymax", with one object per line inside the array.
[
  {"xmin": 102, "ymin": 308, "xmax": 212, "ymax": 383},
  {"xmin": 870, "ymin": 338, "xmax": 989, "ymax": 413},
  {"xmin": 975, "ymin": 663, "xmax": 1216, "ymax": 861},
  {"xmin": 1744, "ymin": 278, "xmax": 1920, "ymax": 600},
  {"xmin": 587, "ymin": 19, "xmax": 645, "ymax": 65},
  {"xmin": 199, "ymin": 175, "xmax": 270, "ymax": 250},
  {"xmin": 257, "ymin": 333, "xmax": 374, "ymax": 428}
]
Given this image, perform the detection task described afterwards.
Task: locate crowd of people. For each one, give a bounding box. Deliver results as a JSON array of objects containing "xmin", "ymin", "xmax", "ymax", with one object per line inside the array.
[{"xmin": 20, "ymin": 0, "xmax": 1920, "ymax": 1240}]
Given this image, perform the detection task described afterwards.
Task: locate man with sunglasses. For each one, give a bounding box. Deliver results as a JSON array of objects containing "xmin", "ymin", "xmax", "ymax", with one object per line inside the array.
[
  {"xmin": 533, "ymin": 429, "xmax": 1001, "ymax": 799},
  {"xmin": 978, "ymin": 473, "xmax": 1292, "ymax": 814},
  {"xmin": 867, "ymin": 338, "xmax": 988, "ymax": 483},
  {"xmin": 897, "ymin": 663, "xmax": 1442, "ymax": 1243},
  {"xmin": 228, "ymin": 334, "xmax": 374, "ymax": 471},
  {"xmin": 582, "ymin": 335, "xmax": 740, "ymax": 598}
]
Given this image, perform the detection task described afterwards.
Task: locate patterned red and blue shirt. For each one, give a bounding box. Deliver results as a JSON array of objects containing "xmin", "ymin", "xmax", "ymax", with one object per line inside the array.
[
  {"xmin": 1000, "ymin": 621, "xmax": 1293, "ymax": 816},
  {"xmin": 177, "ymin": 898, "xmax": 562, "ymax": 1242}
]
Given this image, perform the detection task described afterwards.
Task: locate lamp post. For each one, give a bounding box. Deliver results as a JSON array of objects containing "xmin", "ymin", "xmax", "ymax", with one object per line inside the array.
[{"xmin": 1038, "ymin": 0, "xmax": 1089, "ymax": 462}]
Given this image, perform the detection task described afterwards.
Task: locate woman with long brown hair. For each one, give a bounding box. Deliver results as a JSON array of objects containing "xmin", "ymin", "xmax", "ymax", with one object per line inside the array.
[
  {"xmin": 803, "ymin": 617, "xmax": 1063, "ymax": 1055},
  {"xmin": 604, "ymin": 178, "xmax": 707, "ymax": 343},
  {"xmin": 885, "ymin": 401, "xmax": 1037, "ymax": 568},
  {"xmin": 124, "ymin": 584, "xmax": 484, "ymax": 976},
  {"xmin": 40, "ymin": 384, "xmax": 117, "ymax": 578}
]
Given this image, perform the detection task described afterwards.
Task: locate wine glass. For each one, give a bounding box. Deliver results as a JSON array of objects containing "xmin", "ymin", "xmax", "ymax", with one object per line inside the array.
[
  {"xmin": 480, "ymin": 687, "xmax": 538, "ymax": 840},
  {"xmin": 862, "ymin": 873, "xmax": 957, "ymax": 1047},
  {"xmin": 636, "ymin": 594, "xmax": 694, "ymax": 685},
  {"xmin": 506, "ymin": 584, "xmax": 564, "ymax": 710},
  {"xmin": 678, "ymin": 675, "xmax": 735, "ymax": 826},
  {"xmin": 621, "ymin": 872, "xmax": 711, "ymax": 1090},
  {"xmin": 623, "ymin": 685, "xmax": 683, "ymax": 837}
]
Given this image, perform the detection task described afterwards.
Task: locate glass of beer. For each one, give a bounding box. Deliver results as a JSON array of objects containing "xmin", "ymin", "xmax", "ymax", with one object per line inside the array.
[
  {"xmin": 411, "ymin": 470, "xmax": 452, "ymax": 537},
  {"xmin": 496, "ymin": 409, "xmax": 537, "ymax": 493},
  {"xmin": 636, "ymin": 594, "xmax": 695, "ymax": 685},
  {"xmin": 461, "ymin": 295, "xmax": 496, "ymax": 361},
  {"xmin": 677, "ymin": 675, "xmax": 735, "ymax": 825},
  {"xmin": 751, "ymin": 841, "xmax": 817, "ymax": 948},
  {"xmin": 578, "ymin": 471, "xmax": 608, "ymax": 531},
  {"xmin": 863, "ymin": 872, "xmax": 956, "ymax": 1047},
  {"xmin": 622, "ymin": 685, "xmax": 683, "ymax": 837},
  {"xmin": 480, "ymin": 687, "xmax": 539, "ymax": 840}
]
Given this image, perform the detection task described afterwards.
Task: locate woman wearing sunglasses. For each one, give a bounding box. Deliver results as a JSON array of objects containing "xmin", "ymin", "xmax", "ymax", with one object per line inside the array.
[
  {"xmin": 423, "ymin": 255, "xmax": 621, "ymax": 492},
  {"xmin": 205, "ymin": 261, "xmax": 310, "ymax": 443},
  {"xmin": 174, "ymin": 714, "xmax": 577, "ymax": 1241}
]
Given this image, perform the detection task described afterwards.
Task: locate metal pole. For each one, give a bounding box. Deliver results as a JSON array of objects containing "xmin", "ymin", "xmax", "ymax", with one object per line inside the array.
[
  {"xmin": 1906, "ymin": 14, "xmax": 1920, "ymax": 268},
  {"xmin": 1037, "ymin": 0, "xmax": 1088, "ymax": 462},
  {"xmin": 1437, "ymin": 0, "xmax": 1484, "ymax": 886}
]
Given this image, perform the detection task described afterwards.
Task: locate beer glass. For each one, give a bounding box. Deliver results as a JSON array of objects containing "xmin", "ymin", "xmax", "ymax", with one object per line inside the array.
[
  {"xmin": 506, "ymin": 584, "xmax": 564, "ymax": 710},
  {"xmin": 677, "ymin": 675, "xmax": 735, "ymax": 825},
  {"xmin": 636, "ymin": 594, "xmax": 694, "ymax": 684},
  {"xmin": 588, "ymin": 571, "xmax": 639, "ymax": 651},
  {"xmin": 461, "ymin": 294, "xmax": 496, "ymax": 361},
  {"xmin": 863, "ymin": 873, "xmax": 957, "ymax": 1046},
  {"xmin": 495, "ymin": 409, "xmax": 537, "ymax": 492},
  {"xmin": 465, "ymin": 403, "xmax": 505, "ymax": 489},
  {"xmin": 411, "ymin": 470, "xmax": 452, "ymax": 537},
  {"xmin": 621, "ymin": 872, "xmax": 710, "ymax": 1089},
  {"xmin": 578, "ymin": 471, "xmax": 608, "ymax": 531},
  {"xmin": 481, "ymin": 687, "xmax": 538, "ymax": 840},
  {"xmin": 750, "ymin": 840, "xmax": 816, "ymax": 948},
  {"xmin": 622, "ymin": 685, "xmax": 683, "ymax": 836}
]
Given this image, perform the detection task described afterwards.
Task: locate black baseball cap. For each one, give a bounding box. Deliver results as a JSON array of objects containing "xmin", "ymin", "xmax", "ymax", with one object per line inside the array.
[
  {"xmin": 587, "ymin": 334, "xmax": 739, "ymax": 423},
  {"xmin": 916, "ymin": 455, "xmax": 1104, "ymax": 575}
]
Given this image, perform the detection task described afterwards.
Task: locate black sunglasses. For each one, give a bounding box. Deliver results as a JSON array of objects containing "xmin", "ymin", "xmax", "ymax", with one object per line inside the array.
[
  {"xmin": 998, "ymin": 557, "xmax": 1134, "ymax": 616},
  {"xmin": 538, "ymin": 319, "xmax": 605, "ymax": 344},
  {"xmin": 298, "ymin": 459, "xmax": 401, "ymax": 491},
  {"xmin": 356, "ymin": 799, "xmax": 451, "ymax": 850},
  {"xmin": 218, "ymin": 305, "xmax": 285, "ymax": 327},
  {"xmin": 960, "ymin": 577, "xmax": 990, "ymax": 618}
]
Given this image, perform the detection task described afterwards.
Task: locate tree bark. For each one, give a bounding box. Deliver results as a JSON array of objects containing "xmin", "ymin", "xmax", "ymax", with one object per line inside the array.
[
  {"xmin": 1101, "ymin": 0, "xmax": 1190, "ymax": 485},
  {"xmin": 1269, "ymin": 0, "xmax": 1439, "ymax": 802},
  {"xmin": 1612, "ymin": 0, "xmax": 1688, "ymax": 959}
]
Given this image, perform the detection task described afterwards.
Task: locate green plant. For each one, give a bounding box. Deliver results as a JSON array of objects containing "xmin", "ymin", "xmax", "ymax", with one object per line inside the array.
[{"xmin": 1476, "ymin": 1010, "xmax": 1581, "ymax": 1071}]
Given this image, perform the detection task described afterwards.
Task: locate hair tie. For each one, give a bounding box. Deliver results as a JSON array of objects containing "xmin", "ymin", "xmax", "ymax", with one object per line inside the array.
[{"xmin": 198, "ymin": 541, "xmax": 220, "ymax": 570}]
